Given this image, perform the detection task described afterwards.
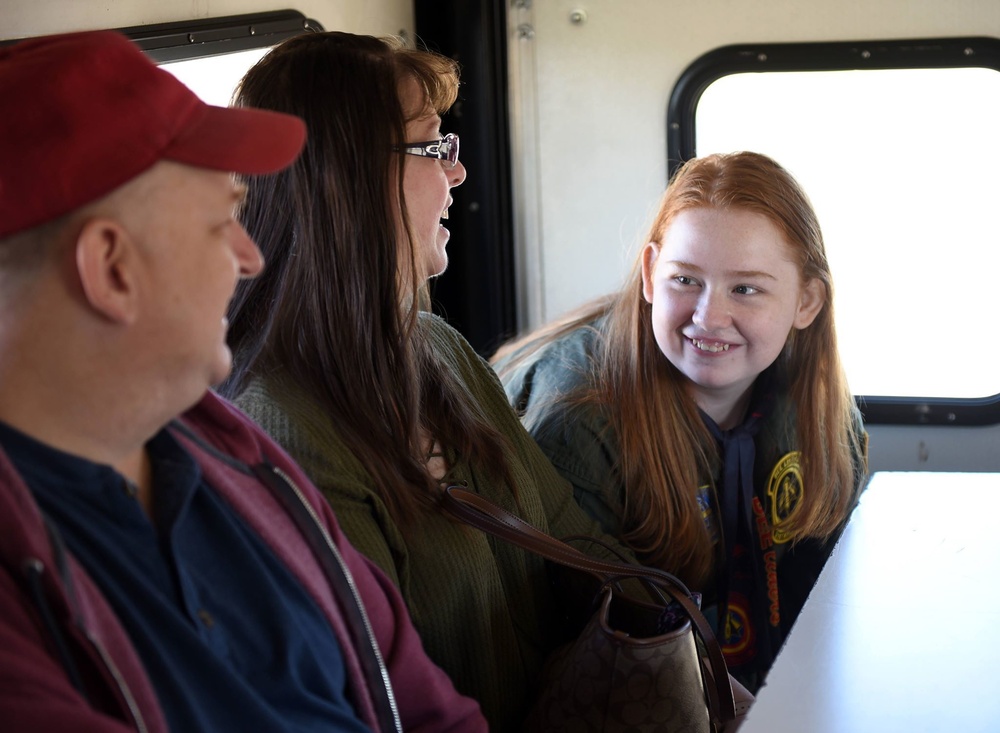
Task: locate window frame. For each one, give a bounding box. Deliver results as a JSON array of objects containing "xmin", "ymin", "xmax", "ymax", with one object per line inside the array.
[
  {"xmin": 117, "ymin": 9, "xmax": 323, "ymax": 63},
  {"xmin": 666, "ymin": 36, "xmax": 1000, "ymax": 426}
]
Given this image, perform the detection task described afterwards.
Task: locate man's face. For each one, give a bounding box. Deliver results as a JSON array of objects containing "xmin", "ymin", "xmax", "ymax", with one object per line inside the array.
[{"xmin": 130, "ymin": 162, "xmax": 263, "ymax": 397}]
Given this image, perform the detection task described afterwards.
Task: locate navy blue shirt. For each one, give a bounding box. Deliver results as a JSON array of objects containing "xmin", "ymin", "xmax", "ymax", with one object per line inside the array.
[{"xmin": 1, "ymin": 421, "xmax": 370, "ymax": 733}]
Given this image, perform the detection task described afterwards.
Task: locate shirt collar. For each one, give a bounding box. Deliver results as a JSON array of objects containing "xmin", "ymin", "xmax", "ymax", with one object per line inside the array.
[{"xmin": 0, "ymin": 421, "xmax": 202, "ymax": 536}]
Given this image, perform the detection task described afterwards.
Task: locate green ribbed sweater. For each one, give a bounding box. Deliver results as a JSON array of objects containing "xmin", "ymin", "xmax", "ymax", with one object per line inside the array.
[{"xmin": 234, "ymin": 313, "xmax": 630, "ymax": 732}]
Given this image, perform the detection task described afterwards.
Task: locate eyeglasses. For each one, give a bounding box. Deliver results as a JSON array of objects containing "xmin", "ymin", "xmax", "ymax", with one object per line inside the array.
[{"xmin": 395, "ymin": 133, "xmax": 460, "ymax": 169}]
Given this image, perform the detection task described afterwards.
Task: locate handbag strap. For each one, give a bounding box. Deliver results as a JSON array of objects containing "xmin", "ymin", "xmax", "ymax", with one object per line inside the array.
[{"xmin": 441, "ymin": 485, "xmax": 738, "ymax": 728}]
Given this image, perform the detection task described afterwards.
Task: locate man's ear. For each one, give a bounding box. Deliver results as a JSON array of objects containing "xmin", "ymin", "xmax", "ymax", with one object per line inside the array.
[
  {"xmin": 74, "ymin": 218, "xmax": 140, "ymax": 324},
  {"xmin": 793, "ymin": 277, "xmax": 825, "ymax": 329},
  {"xmin": 640, "ymin": 242, "xmax": 661, "ymax": 304}
]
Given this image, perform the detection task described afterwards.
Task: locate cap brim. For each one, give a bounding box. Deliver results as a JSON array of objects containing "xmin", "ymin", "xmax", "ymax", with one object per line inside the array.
[{"xmin": 164, "ymin": 102, "xmax": 306, "ymax": 176}]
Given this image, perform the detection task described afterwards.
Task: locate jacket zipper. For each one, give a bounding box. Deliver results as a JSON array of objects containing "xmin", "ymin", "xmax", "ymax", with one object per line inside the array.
[
  {"xmin": 24, "ymin": 556, "xmax": 148, "ymax": 733},
  {"xmin": 84, "ymin": 630, "xmax": 149, "ymax": 733},
  {"xmin": 271, "ymin": 466, "xmax": 403, "ymax": 733},
  {"xmin": 166, "ymin": 419, "xmax": 403, "ymax": 732}
]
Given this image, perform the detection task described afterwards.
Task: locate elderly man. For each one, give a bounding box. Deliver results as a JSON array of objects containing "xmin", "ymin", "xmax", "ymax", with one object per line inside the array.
[{"xmin": 0, "ymin": 30, "xmax": 485, "ymax": 733}]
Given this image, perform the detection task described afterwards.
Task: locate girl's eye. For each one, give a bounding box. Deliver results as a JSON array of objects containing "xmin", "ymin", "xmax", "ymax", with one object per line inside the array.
[
  {"xmin": 733, "ymin": 284, "xmax": 760, "ymax": 295},
  {"xmin": 673, "ymin": 275, "xmax": 696, "ymax": 286}
]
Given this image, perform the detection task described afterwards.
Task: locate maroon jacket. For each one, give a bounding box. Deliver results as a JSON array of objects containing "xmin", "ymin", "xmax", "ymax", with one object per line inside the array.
[{"xmin": 0, "ymin": 390, "xmax": 486, "ymax": 732}]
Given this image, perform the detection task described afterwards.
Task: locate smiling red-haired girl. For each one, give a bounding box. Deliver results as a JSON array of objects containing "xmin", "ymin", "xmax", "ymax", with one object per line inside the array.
[{"xmin": 493, "ymin": 150, "xmax": 869, "ymax": 692}]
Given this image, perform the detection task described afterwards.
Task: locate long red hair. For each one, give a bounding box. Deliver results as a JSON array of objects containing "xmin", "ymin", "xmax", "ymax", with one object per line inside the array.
[{"xmin": 495, "ymin": 151, "xmax": 865, "ymax": 586}]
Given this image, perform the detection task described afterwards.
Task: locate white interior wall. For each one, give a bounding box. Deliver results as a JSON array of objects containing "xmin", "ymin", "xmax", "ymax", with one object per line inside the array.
[{"xmin": 2, "ymin": 0, "xmax": 412, "ymax": 41}]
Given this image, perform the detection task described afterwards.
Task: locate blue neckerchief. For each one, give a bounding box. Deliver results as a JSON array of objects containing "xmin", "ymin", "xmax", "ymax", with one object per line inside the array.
[{"xmin": 700, "ymin": 373, "xmax": 780, "ymax": 683}]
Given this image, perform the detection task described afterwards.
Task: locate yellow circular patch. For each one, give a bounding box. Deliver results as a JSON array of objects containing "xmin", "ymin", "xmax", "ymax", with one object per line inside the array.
[{"xmin": 767, "ymin": 451, "xmax": 802, "ymax": 544}]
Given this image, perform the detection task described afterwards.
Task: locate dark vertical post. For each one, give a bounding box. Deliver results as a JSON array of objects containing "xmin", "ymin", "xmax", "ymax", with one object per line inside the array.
[{"xmin": 414, "ymin": 0, "xmax": 517, "ymax": 356}]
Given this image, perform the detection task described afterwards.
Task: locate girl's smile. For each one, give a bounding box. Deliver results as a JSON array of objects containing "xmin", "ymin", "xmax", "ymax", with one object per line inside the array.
[{"xmin": 642, "ymin": 206, "xmax": 824, "ymax": 427}]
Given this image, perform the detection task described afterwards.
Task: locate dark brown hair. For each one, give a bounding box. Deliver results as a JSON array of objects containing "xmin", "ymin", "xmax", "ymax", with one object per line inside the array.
[{"xmin": 222, "ymin": 32, "xmax": 511, "ymax": 522}]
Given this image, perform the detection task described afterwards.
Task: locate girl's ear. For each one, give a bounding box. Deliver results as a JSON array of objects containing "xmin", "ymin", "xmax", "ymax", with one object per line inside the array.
[
  {"xmin": 640, "ymin": 242, "xmax": 661, "ymax": 304},
  {"xmin": 793, "ymin": 277, "xmax": 825, "ymax": 329},
  {"xmin": 74, "ymin": 217, "xmax": 140, "ymax": 325}
]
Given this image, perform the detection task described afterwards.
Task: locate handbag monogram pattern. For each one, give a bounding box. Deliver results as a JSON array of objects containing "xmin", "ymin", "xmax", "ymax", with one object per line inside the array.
[
  {"xmin": 527, "ymin": 590, "xmax": 711, "ymax": 731},
  {"xmin": 441, "ymin": 485, "xmax": 751, "ymax": 733}
]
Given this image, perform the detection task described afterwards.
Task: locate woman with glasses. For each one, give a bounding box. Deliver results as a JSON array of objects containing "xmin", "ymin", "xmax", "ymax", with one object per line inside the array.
[{"xmin": 220, "ymin": 32, "xmax": 634, "ymax": 732}]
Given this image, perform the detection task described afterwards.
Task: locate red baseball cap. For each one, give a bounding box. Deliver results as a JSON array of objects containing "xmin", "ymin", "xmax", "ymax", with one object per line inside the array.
[{"xmin": 0, "ymin": 30, "xmax": 306, "ymax": 239}]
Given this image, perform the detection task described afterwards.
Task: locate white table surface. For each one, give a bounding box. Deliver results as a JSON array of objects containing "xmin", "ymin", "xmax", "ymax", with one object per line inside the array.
[{"xmin": 740, "ymin": 471, "xmax": 1000, "ymax": 733}]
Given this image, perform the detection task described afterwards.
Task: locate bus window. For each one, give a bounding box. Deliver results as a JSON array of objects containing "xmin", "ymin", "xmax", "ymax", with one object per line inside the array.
[
  {"xmin": 161, "ymin": 48, "xmax": 271, "ymax": 105},
  {"xmin": 669, "ymin": 38, "xmax": 1000, "ymax": 423},
  {"xmin": 121, "ymin": 10, "xmax": 321, "ymax": 105}
]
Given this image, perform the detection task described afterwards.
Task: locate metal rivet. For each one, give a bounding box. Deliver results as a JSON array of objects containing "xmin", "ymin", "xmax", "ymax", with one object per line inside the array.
[
  {"xmin": 570, "ymin": 9, "xmax": 587, "ymax": 24},
  {"xmin": 757, "ymin": 53, "xmax": 767, "ymax": 62},
  {"xmin": 517, "ymin": 24, "xmax": 535, "ymax": 40},
  {"xmin": 861, "ymin": 50, "xmax": 871, "ymax": 59}
]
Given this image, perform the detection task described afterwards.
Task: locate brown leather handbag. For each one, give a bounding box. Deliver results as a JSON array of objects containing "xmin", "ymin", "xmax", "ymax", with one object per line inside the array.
[{"xmin": 441, "ymin": 485, "xmax": 752, "ymax": 733}]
